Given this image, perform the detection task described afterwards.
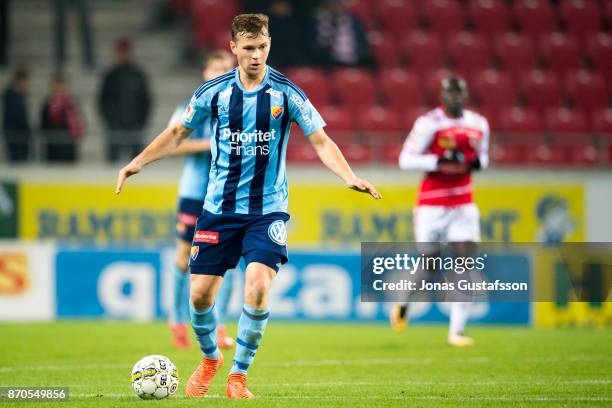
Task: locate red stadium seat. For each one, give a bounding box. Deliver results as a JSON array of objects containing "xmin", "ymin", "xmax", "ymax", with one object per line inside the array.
[
  {"xmin": 357, "ymin": 106, "xmax": 403, "ymax": 133},
  {"xmin": 336, "ymin": 142, "xmax": 373, "ymax": 164},
  {"xmin": 448, "ymin": 32, "xmax": 491, "ymax": 75},
  {"xmin": 592, "ymin": 108, "xmax": 612, "ymax": 135},
  {"xmin": 286, "ymin": 137, "xmax": 320, "ymax": 164},
  {"xmin": 190, "ymin": 0, "xmax": 236, "ymax": 46},
  {"xmin": 498, "ymin": 107, "xmax": 544, "ymax": 134},
  {"xmin": 421, "ymin": 0, "xmax": 465, "ymax": 38},
  {"xmin": 586, "ymin": 32, "xmax": 612, "ymax": 73},
  {"xmin": 345, "ymin": 0, "xmax": 377, "ymax": 30},
  {"xmin": 472, "ymin": 69, "xmax": 516, "ymax": 114},
  {"xmin": 468, "ymin": 0, "xmax": 511, "ymax": 37},
  {"xmin": 540, "ymin": 32, "xmax": 583, "ymax": 77},
  {"xmin": 559, "ymin": 0, "xmax": 603, "ymax": 43},
  {"xmin": 317, "ymin": 106, "xmax": 356, "ymax": 141},
  {"xmin": 402, "ymin": 31, "xmax": 445, "ymax": 75},
  {"xmin": 565, "ymin": 70, "xmax": 608, "ymax": 115},
  {"xmin": 423, "ymin": 68, "xmax": 454, "ymax": 102},
  {"xmin": 382, "ymin": 143, "xmax": 403, "ymax": 165},
  {"xmin": 369, "ymin": 32, "xmax": 403, "ymax": 70},
  {"xmin": 380, "ymin": 69, "xmax": 423, "ymax": 109},
  {"xmin": 490, "ymin": 144, "xmax": 527, "ymax": 165},
  {"xmin": 520, "ymin": 70, "xmax": 563, "ymax": 114},
  {"xmin": 525, "ymin": 145, "xmax": 571, "ymax": 165},
  {"xmin": 331, "ymin": 69, "xmax": 378, "ymax": 110},
  {"xmin": 377, "ymin": 0, "xmax": 420, "ymax": 38},
  {"xmin": 546, "ymin": 108, "xmax": 590, "ymax": 134},
  {"xmin": 567, "ymin": 145, "xmax": 600, "ymax": 166},
  {"xmin": 513, "ymin": 0, "xmax": 557, "ymax": 42},
  {"xmin": 605, "ymin": 1, "xmax": 612, "ymax": 24},
  {"xmin": 400, "ymin": 106, "xmax": 432, "ymax": 130},
  {"xmin": 495, "ymin": 32, "xmax": 538, "ymax": 74},
  {"xmin": 286, "ymin": 68, "xmax": 331, "ymax": 107}
]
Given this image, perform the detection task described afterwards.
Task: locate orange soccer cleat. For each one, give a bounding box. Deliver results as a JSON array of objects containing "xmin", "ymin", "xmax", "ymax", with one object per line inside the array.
[
  {"xmin": 226, "ymin": 373, "xmax": 255, "ymax": 400},
  {"xmin": 170, "ymin": 323, "xmax": 191, "ymax": 349},
  {"xmin": 217, "ymin": 325, "xmax": 235, "ymax": 349},
  {"xmin": 185, "ymin": 351, "xmax": 224, "ymax": 397}
]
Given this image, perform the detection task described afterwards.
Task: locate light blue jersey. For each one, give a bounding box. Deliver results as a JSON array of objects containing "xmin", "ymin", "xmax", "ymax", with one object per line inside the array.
[
  {"xmin": 181, "ymin": 66, "xmax": 325, "ymax": 215},
  {"xmin": 170, "ymin": 101, "xmax": 213, "ymax": 201}
]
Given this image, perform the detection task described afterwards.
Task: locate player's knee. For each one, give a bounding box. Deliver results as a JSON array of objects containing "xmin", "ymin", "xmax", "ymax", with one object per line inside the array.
[
  {"xmin": 190, "ymin": 285, "xmax": 215, "ymax": 309},
  {"xmin": 244, "ymin": 279, "xmax": 270, "ymax": 307}
]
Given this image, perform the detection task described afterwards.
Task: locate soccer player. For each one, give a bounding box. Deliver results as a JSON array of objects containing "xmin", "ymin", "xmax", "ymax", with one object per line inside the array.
[
  {"xmin": 116, "ymin": 13, "xmax": 380, "ymax": 399},
  {"xmin": 390, "ymin": 76, "xmax": 489, "ymax": 347},
  {"xmin": 167, "ymin": 50, "xmax": 236, "ymax": 350}
]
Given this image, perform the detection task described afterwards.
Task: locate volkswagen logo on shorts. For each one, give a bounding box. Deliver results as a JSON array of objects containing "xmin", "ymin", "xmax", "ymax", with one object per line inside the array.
[{"xmin": 268, "ymin": 220, "xmax": 287, "ymax": 245}]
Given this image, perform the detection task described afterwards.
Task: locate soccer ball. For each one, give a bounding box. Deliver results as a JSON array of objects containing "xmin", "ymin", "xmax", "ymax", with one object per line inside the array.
[{"xmin": 130, "ymin": 355, "xmax": 179, "ymax": 399}]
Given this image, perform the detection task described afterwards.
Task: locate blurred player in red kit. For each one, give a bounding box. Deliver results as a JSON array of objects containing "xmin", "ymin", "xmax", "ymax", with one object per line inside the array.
[{"xmin": 390, "ymin": 76, "xmax": 490, "ymax": 347}]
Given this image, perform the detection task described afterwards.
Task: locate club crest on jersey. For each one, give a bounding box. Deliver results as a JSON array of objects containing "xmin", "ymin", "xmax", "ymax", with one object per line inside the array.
[
  {"xmin": 271, "ymin": 106, "xmax": 284, "ymax": 120},
  {"xmin": 190, "ymin": 246, "xmax": 199, "ymax": 260},
  {"xmin": 268, "ymin": 220, "xmax": 287, "ymax": 245}
]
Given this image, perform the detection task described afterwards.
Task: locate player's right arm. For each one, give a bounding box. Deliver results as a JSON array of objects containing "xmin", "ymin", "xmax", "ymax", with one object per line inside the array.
[
  {"xmin": 399, "ymin": 116, "xmax": 467, "ymax": 174},
  {"xmin": 115, "ymin": 123, "xmax": 193, "ymax": 194},
  {"xmin": 116, "ymin": 90, "xmax": 212, "ymax": 194}
]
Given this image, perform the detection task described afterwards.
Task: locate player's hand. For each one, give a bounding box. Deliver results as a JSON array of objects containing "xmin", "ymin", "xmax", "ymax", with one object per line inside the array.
[
  {"xmin": 437, "ymin": 162, "xmax": 469, "ymax": 174},
  {"xmin": 115, "ymin": 160, "xmax": 143, "ymax": 195},
  {"xmin": 347, "ymin": 177, "xmax": 382, "ymax": 199}
]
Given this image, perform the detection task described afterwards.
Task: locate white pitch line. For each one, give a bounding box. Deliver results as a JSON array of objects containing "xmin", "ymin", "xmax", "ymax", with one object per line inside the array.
[
  {"xmin": 0, "ymin": 363, "xmax": 128, "ymax": 373},
  {"xmin": 1, "ymin": 355, "xmax": 609, "ymax": 372}
]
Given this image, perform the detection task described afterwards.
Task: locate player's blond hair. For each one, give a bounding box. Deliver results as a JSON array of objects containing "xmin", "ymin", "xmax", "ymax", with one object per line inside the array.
[{"xmin": 231, "ymin": 13, "xmax": 269, "ymax": 40}]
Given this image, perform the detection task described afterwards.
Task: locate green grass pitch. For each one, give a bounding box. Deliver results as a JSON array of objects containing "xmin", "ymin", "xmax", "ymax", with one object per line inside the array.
[{"xmin": 0, "ymin": 322, "xmax": 610, "ymax": 407}]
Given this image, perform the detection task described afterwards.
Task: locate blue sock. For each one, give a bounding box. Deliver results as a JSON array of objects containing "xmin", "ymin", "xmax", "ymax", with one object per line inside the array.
[
  {"xmin": 190, "ymin": 304, "xmax": 219, "ymax": 359},
  {"xmin": 171, "ymin": 266, "xmax": 190, "ymax": 324},
  {"xmin": 216, "ymin": 269, "xmax": 234, "ymax": 325},
  {"xmin": 230, "ymin": 304, "xmax": 269, "ymax": 375}
]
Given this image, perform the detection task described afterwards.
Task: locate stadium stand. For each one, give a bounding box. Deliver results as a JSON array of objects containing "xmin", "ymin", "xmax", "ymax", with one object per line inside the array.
[{"xmin": 3, "ymin": 0, "xmax": 611, "ymax": 167}]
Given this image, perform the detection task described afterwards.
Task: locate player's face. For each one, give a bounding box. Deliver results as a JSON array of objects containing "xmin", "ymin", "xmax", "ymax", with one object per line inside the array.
[
  {"xmin": 230, "ymin": 32, "xmax": 271, "ymax": 78},
  {"xmin": 203, "ymin": 59, "xmax": 234, "ymax": 82},
  {"xmin": 441, "ymin": 84, "xmax": 468, "ymax": 114}
]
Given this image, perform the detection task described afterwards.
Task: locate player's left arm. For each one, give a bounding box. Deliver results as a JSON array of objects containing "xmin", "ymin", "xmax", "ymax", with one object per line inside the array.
[
  {"xmin": 308, "ymin": 128, "xmax": 381, "ymax": 199},
  {"xmin": 470, "ymin": 117, "xmax": 490, "ymax": 171}
]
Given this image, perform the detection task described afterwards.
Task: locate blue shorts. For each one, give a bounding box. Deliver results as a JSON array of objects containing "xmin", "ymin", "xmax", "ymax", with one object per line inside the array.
[
  {"xmin": 189, "ymin": 211, "xmax": 290, "ymax": 276},
  {"xmin": 176, "ymin": 198, "xmax": 204, "ymax": 243}
]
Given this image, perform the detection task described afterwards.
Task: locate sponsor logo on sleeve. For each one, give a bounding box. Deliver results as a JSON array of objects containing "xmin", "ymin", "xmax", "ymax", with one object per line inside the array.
[
  {"xmin": 268, "ymin": 220, "xmax": 287, "ymax": 246},
  {"xmin": 194, "ymin": 230, "xmax": 219, "ymax": 244},
  {"xmin": 183, "ymin": 103, "xmax": 196, "ymax": 122}
]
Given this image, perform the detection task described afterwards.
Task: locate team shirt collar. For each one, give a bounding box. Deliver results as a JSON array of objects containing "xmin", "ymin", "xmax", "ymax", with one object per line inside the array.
[{"xmin": 233, "ymin": 65, "xmax": 270, "ymax": 94}]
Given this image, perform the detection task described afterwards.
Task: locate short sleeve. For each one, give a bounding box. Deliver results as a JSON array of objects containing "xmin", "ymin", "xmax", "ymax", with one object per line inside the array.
[
  {"xmin": 287, "ymin": 91, "xmax": 326, "ymax": 137},
  {"xmin": 181, "ymin": 93, "xmax": 211, "ymax": 129}
]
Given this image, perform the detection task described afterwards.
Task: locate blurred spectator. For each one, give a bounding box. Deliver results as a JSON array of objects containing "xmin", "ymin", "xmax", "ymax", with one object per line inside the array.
[
  {"xmin": 310, "ymin": 0, "xmax": 373, "ymax": 69},
  {"xmin": 41, "ymin": 72, "xmax": 84, "ymax": 162},
  {"xmin": 0, "ymin": 0, "xmax": 8, "ymax": 67},
  {"xmin": 98, "ymin": 38, "xmax": 151, "ymax": 162},
  {"xmin": 2, "ymin": 67, "xmax": 31, "ymax": 162},
  {"xmin": 54, "ymin": 0, "xmax": 95, "ymax": 70},
  {"xmin": 242, "ymin": 0, "xmax": 312, "ymax": 68}
]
